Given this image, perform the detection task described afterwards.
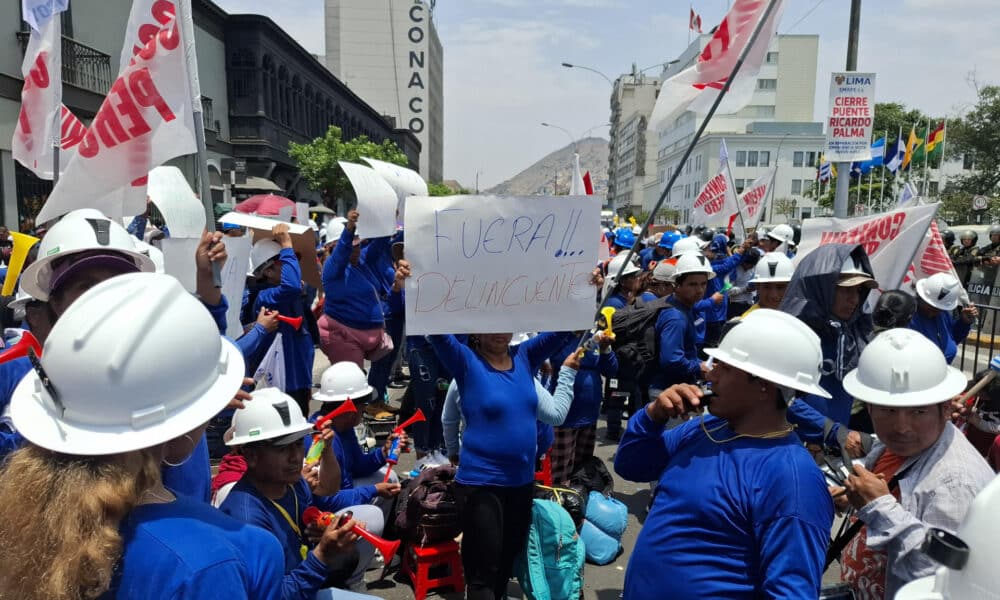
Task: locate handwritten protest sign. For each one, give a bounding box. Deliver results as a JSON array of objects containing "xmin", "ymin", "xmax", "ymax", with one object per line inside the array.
[
  {"xmin": 340, "ymin": 161, "xmax": 398, "ymax": 239},
  {"xmin": 404, "ymin": 195, "xmax": 600, "ymax": 335},
  {"xmin": 218, "ymin": 212, "xmax": 320, "ymax": 288},
  {"xmin": 824, "ymin": 72, "xmax": 876, "ymax": 162}
]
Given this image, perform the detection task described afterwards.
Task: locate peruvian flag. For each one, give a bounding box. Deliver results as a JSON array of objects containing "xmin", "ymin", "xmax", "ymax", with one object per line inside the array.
[
  {"xmin": 12, "ymin": 0, "xmax": 68, "ymax": 179},
  {"xmin": 690, "ymin": 7, "xmax": 703, "ymax": 33},
  {"xmin": 650, "ymin": 0, "xmax": 786, "ymax": 130}
]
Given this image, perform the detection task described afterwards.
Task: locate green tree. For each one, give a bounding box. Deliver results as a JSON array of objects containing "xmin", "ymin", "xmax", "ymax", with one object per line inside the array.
[
  {"xmin": 946, "ymin": 85, "xmax": 1000, "ymax": 197},
  {"xmin": 772, "ymin": 197, "xmax": 798, "ymax": 222},
  {"xmin": 288, "ymin": 126, "xmax": 409, "ymax": 209},
  {"xmin": 427, "ymin": 182, "xmax": 455, "ymax": 196}
]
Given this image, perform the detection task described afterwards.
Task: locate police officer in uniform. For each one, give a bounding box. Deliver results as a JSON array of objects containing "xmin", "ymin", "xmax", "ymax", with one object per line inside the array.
[{"xmin": 950, "ymin": 229, "xmax": 983, "ymax": 288}]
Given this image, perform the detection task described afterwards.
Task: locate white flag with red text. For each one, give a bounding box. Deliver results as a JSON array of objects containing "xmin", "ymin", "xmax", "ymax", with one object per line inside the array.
[
  {"xmin": 36, "ymin": 0, "xmax": 197, "ymax": 224},
  {"xmin": 738, "ymin": 167, "xmax": 775, "ymax": 231},
  {"xmin": 650, "ymin": 0, "xmax": 786, "ymax": 130},
  {"xmin": 12, "ymin": 2, "xmax": 65, "ymax": 179},
  {"xmin": 691, "ymin": 144, "xmax": 740, "ymax": 230},
  {"xmin": 795, "ymin": 203, "xmax": 939, "ymax": 307}
]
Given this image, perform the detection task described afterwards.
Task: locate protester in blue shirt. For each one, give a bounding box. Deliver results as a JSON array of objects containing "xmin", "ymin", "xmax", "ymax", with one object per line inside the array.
[
  {"xmin": 2, "ymin": 210, "xmax": 228, "ymax": 505},
  {"xmin": 220, "ymin": 388, "xmax": 378, "ymax": 600},
  {"xmin": 0, "ymin": 272, "xmax": 283, "ymax": 600},
  {"xmin": 318, "ymin": 210, "xmax": 393, "ymax": 371},
  {"xmin": 546, "ymin": 332, "xmax": 617, "ymax": 484},
  {"xmin": 910, "ymin": 272, "xmax": 977, "ymax": 364},
  {"xmin": 245, "ymin": 223, "xmax": 316, "ymax": 418},
  {"xmin": 616, "ymin": 309, "xmax": 834, "ymax": 600},
  {"xmin": 701, "ymin": 234, "xmax": 749, "ymax": 347},
  {"xmin": 426, "ymin": 327, "xmax": 574, "ymax": 600},
  {"xmin": 649, "ymin": 253, "xmax": 713, "ymax": 396}
]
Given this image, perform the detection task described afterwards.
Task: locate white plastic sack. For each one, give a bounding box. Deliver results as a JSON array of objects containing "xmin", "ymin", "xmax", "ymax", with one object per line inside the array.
[{"xmin": 253, "ymin": 332, "xmax": 286, "ymax": 391}]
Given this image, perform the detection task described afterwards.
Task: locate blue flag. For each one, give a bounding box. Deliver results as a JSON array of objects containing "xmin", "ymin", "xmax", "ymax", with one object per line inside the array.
[
  {"xmin": 868, "ymin": 137, "xmax": 885, "ymax": 168},
  {"xmin": 885, "ymin": 129, "xmax": 905, "ymax": 173}
]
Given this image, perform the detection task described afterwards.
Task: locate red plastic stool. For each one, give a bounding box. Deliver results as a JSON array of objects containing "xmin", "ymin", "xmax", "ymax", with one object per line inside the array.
[
  {"xmin": 402, "ymin": 540, "xmax": 464, "ymax": 600},
  {"xmin": 534, "ymin": 450, "xmax": 553, "ymax": 486}
]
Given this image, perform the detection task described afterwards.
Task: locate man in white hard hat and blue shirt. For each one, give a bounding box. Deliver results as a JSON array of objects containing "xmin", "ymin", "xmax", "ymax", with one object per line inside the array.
[
  {"xmin": 617, "ymin": 309, "xmax": 834, "ymax": 599},
  {"xmin": 834, "ymin": 328, "xmax": 994, "ymax": 599}
]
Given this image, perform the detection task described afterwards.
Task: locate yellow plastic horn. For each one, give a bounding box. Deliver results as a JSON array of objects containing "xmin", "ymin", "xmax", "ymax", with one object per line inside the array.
[
  {"xmin": 600, "ymin": 306, "xmax": 616, "ymax": 340},
  {"xmin": 2, "ymin": 232, "xmax": 39, "ymax": 296}
]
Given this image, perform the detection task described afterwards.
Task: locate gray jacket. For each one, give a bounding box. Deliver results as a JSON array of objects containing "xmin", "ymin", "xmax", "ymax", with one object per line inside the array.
[{"xmin": 857, "ymin": 423, "xmax": 994, "ymax": 598}]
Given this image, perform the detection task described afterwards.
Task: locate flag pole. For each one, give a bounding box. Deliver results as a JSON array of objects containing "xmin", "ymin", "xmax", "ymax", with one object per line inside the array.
[
  {"xmin": 922, "ymin": 120, "xmax": 931, "ymax": 197},
  {"xmin": 688, "ymin": 4, "xmax": 692, "ymax": 45},
  {"xmin": 938, "ymin": 119, "xmax": 949, "ymax": 193},
  {"xmin": 877, "ymin": 130, "xmax": 886, "ymax": 212},
  {"xmin": 176, "ymin": 0, "xmax": 214, "ymax": 228},
  {"xmin": 608, "ymin": 0, "xmax": 780, "ymax": 301},
  {"xmin": 51, "ymin": 15, "xmax": 62, "ymax": 186}
]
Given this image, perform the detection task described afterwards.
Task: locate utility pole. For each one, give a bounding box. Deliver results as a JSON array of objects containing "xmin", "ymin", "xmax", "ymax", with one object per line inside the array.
[{"xmin": 834, "ymin": 0, "xmax": 862, "ymax": 218}]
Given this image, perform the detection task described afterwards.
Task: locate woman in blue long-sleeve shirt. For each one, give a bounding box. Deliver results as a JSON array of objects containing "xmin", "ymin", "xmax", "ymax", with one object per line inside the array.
[
  {"xmin": 318, "ymin": 210, "xmax": 393, "ymax": 369},
  {"xmin": 428, "ymin": 329, "xmax": 574, "ymax": 600}
]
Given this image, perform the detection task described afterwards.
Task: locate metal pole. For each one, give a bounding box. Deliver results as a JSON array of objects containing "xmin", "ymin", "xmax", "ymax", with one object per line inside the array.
[
  {"xmin": 834, "ymin": 0, "xmax": 863, "ymax": 218},
  {"xmin": 177, "ymin": 0, "xmax": 214, "ymax": 227},
  {"xmin": 877, "ymin": 130, "xmax": 886, "ymax": 211},
  {"xmin": 939, "ymin": 120, "xmax": 949, "ymax": 192},
  {"xmin": 760, "ymin": 133, "xmax": 790, "ymax": 228},
  {"xmin": 922, "ymin": 120, "xmax": 932, "ymax": 197}
]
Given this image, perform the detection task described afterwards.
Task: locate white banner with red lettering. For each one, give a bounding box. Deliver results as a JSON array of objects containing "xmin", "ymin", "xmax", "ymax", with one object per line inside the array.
[
  {"xmin": 738, "ymin": 167, "xmax": 774, "ymax": 231},
  {"xmin": 795, "ymin": 203, "xmax": 939, "ymax": 299},
  {"xmin": 12, "ymin": 10, "xmax": 62, "ymax": 179},
  {"xmin": 36, "ymin": 0, "xmax": 197, "ymax": 224},
  {"xmin": 902, "ymin": 219, "xmax": 970, "ymax": 303},
  {"xmin": 691, "ymin": 165, "xmax": 740, "ymax": 230}
]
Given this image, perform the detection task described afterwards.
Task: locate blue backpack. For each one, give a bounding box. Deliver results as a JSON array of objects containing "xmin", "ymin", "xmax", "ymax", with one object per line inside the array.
[{"xmin": 514, "ymin": 499, "xmax": 585, "ymax": 600}]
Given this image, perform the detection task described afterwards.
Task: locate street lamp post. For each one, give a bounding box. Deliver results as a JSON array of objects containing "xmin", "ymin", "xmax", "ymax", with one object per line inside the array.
[
  {"xmin": 540, "ymin": 122, "xmax": 576, "ymax": 153},
  {"xmin": 561, "ymin": 62, "xmax": 615, "ymax": 87}
]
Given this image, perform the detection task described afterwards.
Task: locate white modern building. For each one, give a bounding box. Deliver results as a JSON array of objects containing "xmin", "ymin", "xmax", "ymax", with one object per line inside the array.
[
  {"xmin": 325, "ymin": 0, "xmax": 444, "ymax": 181},
  {"xmin": 644, "ymin": 34, "xmax": 827, "ymax": 225},
  {"xmin": 607, "ymin": 69, "xmax": 661, "ymax": 214}
]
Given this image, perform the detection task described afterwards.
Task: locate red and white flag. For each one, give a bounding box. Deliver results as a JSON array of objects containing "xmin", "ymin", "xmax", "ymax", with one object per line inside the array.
[
  {"xmin": 650, "ymin": 0, "xmax": 786, "ymax": 130},
  {"xmin": 583, "ymin": 171, "xmax": 594, "ymax": 195},
  {"xmin": 902, "ymin": 220, "xmax": 970, "ymax": 303},
  {"xmin": 689, "ymin": 7, "xmax": 703, "ymax": 33},
  {"xmin": 569, "ymin": 153, "xmax": 586, "ymax": 195},
  {"xmin": 12, "ymin": 1, "xmax": 66, "ymax": 180},
  {"xmin": 36, "ymin": 0, "xmax": 198, "ymax": 223},
  {"xmin": 691, "ymin": 141, "xmax": 740, "ymax": 229},
  {"xmin": 737, "ymin": 166, "xmax": 775, "ymax": 230}
]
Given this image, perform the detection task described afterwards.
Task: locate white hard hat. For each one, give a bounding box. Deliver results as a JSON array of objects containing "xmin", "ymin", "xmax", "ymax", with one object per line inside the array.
[
  {"xmin": 325, "ymin": 218, "xmax": 347, "ymax": 243},
  {"xmin": 753, "ymin": 252, "xmax": 795, "ymax": 284},
  {"xmin": 225, "ymin": 387, "xmax": 314, "ymax": 446},
  {"xmin": 313, "ymin": 361, "xmax": 374, "ymax": 403},
  {"xmin": 20, "ymin": 208, "xmax": 156, "ymax": 301},
  {"xmin": 840, "ymin": 254, "xmax": 879, "ymax": 288},
  {"xmin": 651, "ymin": 260, "xmax": 676, "ymax": 283},
  {"xmin": 895, "ymin": 475, "xmax": 1000, "ymax": 600},
  {"xmin": 671, "ymin": 253, "xmax": 716, "ymax": 280},
  {"xmin": 705, "ymin": 308, "xmax": 831, "ymax": 398},
  {"xmin": 10, "ymin": 273, "xmax": 245, "ymax": 455},
  {"xmin": 133, "ymin": 239, "xmax": 165, "ymax": 274},
  {"xmin": 916, "ymin": 273, "xmax": 963, "ymax": 312},
  {"xmin": 632, "ymin": 225, "xmax": 642, "ymax": 235},
  {"xmin": 843, "ymin": 328, "xmax": 966, "ymax": 407},
  {"xmin": 671, "ymin": 236, "xmax": 708, "ymax": 256},
  {"xmin": 602, "ymin": 254, "xmax": 641, "ymax": 298},
  {"xmin": 248, "ymin": 239, "xmax": 282, "ymax": 277},
  {"xmin": 9, "ymin": 285, "xmax": 33, "ymax": 321},
  {"xmin": 766, "ymin": 224, "xmax": 795, "ymax": 246}
]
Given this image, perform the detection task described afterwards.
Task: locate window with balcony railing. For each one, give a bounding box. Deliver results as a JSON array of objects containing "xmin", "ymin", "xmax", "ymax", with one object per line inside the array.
[{"xmin": 16, "ymin": 31, "xmax": 113, "ymax": 96}]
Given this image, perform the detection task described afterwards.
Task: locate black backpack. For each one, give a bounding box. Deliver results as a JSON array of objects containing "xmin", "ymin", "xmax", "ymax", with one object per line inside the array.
[
  {"xmin": 395, "ymin": 464, "xmax": 462, "ymax": 546},
  {"xmin": 610, "ymin": 296, "xmax": 675, "ymax": 380}
]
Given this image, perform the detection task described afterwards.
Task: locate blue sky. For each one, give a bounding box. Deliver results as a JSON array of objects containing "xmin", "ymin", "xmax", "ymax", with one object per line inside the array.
[{"xmin": 214, "ymin": 0, "xmax": 1000, "ymax": 188}]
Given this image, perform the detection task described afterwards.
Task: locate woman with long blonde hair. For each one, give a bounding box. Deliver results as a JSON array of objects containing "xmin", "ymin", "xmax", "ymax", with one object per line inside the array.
[{"xmin": 0, "ymin": 273, "xmax": 283, "ymax": 599}]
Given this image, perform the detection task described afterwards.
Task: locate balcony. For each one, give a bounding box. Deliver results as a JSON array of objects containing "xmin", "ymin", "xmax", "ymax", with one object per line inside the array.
[{"xmin": 16, "ymin": 31, "xmax": 113, "ymax": 96}]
